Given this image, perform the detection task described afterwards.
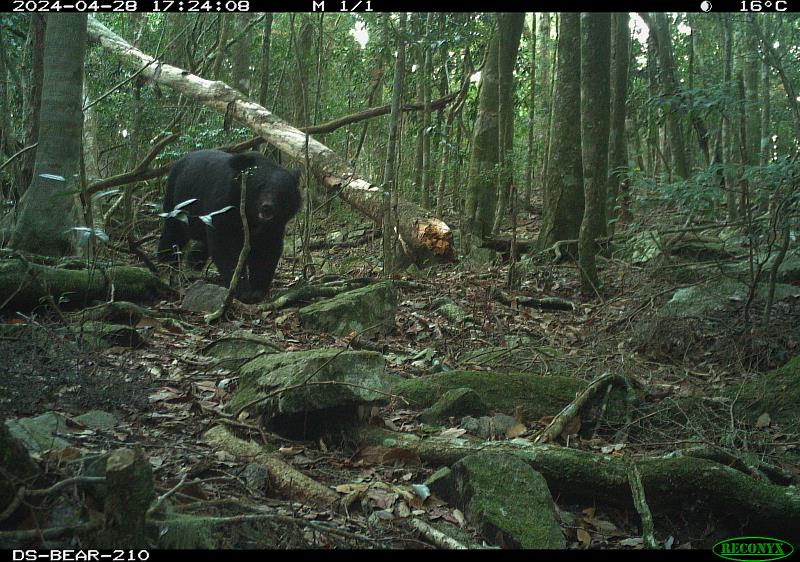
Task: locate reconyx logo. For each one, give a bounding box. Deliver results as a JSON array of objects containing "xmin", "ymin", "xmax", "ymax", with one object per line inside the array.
[{"xmin": 712, "ymin": 537, "xmax": 794, "ymax": 562}]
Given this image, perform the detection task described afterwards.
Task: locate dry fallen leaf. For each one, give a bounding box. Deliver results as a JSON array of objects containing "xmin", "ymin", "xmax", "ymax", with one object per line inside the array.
[{"xmin": 577, "ymin": 528, "xmax": 592, "ymax": 548}]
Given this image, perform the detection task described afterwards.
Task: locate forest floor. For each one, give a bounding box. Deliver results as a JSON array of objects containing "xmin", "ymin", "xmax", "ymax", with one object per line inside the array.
[{"xmin": 1, "ymin": 201, "xmax": 798, "ymax": 549}]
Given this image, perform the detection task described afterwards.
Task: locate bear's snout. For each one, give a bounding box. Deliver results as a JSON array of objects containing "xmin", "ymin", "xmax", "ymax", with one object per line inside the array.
[{"xmin": 258, "ymin": 202, "xmax": 276, "ymax": 222}]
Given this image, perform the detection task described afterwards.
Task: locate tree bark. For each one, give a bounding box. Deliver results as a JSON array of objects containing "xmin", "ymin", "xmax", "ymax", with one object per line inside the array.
[
  {"xmin": 465, "ymin": 25, "xmax": 501, "ymax": 239},
  {"xmin": 86, "ymin": 18, "xmax": 454, "ymax": 265},
  {"xmin": 382, "ymin": 12, "xmax": 407, "ymax": 273},
  {"xmin": 607, "ymin": 13, "xmax": 629, "ymax": 235},
  {"xmin": 578, "ymin": 13, "xmax": 611, "ymax": 292},
  {"xmin": 258, "ymin": 13, "xmax": 273, "ymax": 107},
  {"xmin": 643, "ymin": 13, "xmax": 689, "ymax": 179},
  {"xmin": 18, "ymin": 14, "xmax": 46, "ymax": 196},
  {"xmin": 523, "ymin": 14, "xmax": 536, "ymax": 207},
  {"xmin": 491, "ymin": 13, "xmax": 524, "ymax": 235},
  {"xmin": 10, "ymin": 15, "xmax": 86, "ymax": 257},
  {"xmin": 536, "ymin": 13, "xmax": 583, "ymax": 251}
]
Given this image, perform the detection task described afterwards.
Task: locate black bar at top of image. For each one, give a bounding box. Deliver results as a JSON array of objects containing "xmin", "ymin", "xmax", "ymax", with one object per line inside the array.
[{"xmin": 2, "ymin": 0, "xmax": 799, "ymax": 12}]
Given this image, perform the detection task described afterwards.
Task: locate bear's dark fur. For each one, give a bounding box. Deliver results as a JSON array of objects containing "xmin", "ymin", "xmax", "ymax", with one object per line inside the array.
[{"xmin": 157, "ymin": 149, "xmax": 301, "ymax": 301}]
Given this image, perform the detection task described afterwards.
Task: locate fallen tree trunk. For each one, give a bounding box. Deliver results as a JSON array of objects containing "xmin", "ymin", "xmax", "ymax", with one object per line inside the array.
[
  {"xmin": 86, "ymin": 19, "xmax": 454, "ymax": 265},
  {"xmin": 355, "ymin": 427, "xmax": 800, "ymax": 536},
  {"xmin": 0, "ymin": 259, "xmax": 174, "ymax": 310}
]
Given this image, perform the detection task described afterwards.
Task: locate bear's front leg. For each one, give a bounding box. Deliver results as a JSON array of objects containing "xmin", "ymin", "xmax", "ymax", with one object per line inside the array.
[{"xmin": 207, "ymin": 227, "xmax": 251, "ymax": 296}]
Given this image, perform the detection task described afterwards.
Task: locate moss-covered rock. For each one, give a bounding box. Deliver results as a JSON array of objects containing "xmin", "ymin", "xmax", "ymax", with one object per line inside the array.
[
  {"xmin": 448, "ymin": 452, "xmax": 565, "ymax": 548},
  {"xmin": 393, "ymin": 371, "xmax": 585, "ymax": 421},
  {"xmin": 298, "ymin": 281, "xmax": 397, "ymax": 337},
  {"xmin": 660, "ymin": 279, "xmax": 800, "ymax": 318},
  {"xmin": 202, "ymin": 330, "xmax": 281, "ymax": 370},
  {"xmin": 65, "ymin": 321, "xmax": 145, "ymax": 349},
  {"xmin": 419, "ymin": 388, "xmax": 488, "ymax": 423},
  {"xmin": 732, "ymin": 355, "xmax": 800, "ymax": 429},
  {"xmin": 230, "ymin": 349, "xmax": 397, "ymax": 437}
]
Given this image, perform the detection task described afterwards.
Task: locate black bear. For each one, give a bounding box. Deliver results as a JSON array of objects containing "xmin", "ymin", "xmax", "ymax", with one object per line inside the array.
[{"xmin": 157, "ymin": 149, "xmax": 301, "ymax": 302}]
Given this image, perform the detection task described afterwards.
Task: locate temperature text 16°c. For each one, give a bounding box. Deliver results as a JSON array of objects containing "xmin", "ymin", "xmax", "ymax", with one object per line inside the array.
[{"xmin": 740, "ymin": 0, "xmax": 788, "ymax": 10}]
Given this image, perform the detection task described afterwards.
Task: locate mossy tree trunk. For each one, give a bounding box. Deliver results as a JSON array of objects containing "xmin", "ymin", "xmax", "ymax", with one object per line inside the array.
[
  {"xmin": 9, "ymin": 14, "xmax": 87, "ymax": 257},
  {"xmin": 536, "ymin": 13, "xmax": 583, "ymax": 252},
  {"xmin": 607, "ymin": 12, "xmax": 629, "ymax": 234},
  {"xmin": 578, "ymin": 13, "xmax": 611, "ymax": 292},
  {"xmin": 465, "ymin": 23, "xmax": 500, "ymax": 240},
  {"xmin": 491, "ymin": 12, "xmax": 524, "ymax": 235}
]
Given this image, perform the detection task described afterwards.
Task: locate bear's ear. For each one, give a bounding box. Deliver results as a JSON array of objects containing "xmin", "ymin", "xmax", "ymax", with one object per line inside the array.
[{"xmin": 229, "ymin": 152, "xmax": 260, "ymax": 172}]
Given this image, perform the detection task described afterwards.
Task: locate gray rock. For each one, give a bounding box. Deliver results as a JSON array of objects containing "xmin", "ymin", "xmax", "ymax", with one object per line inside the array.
[
  {"xmin": 230, "ymin": 349, "xmax": 397, "ymax": 438},
  {"xmin": 202, "ymin": 330, "xmax": 281, "ymax": 370},
  {"xmin": 298, "ymin": 281, "xmax": 397, "ymax": 337},
  {"xmin": 5, "ymin": 412, "xmax": 71, "ymax": 454},
  {"xmin": 74, "ymin": 410, "xmax": 117, "ymax": 430},
  {"xmin": 242, "ymin": 463, "xmax": 270, "ymax": 494},
  {"xmin": 459, "ymin": 413, "xmax": 520, "ymax": 440},
  {"xmin": 182, "ymin": 280, "xmax": 229, "ymax": 312}
]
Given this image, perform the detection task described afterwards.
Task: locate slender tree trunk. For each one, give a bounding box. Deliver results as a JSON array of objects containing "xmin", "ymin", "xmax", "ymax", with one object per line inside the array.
[
  {"xmin": 211, "ymin": 15, "xmax": 230, "ymax": 80},
  {"xmin": 644, "ymin": 13, "xmax": 689, "ymax": 179},
  {"xmin": 536, "ymin": 13, "xmax": 583, "ymax": 251},
  {"xmin": 10, "ymin": 14, "xmax": 87, "ymax": 257},
  {"xmin": 382, "ymin": 13, "xmax": 407, "ymax": 273},
  {"xmin": 523, "ymin": 14, "xmax": 537, "ymax": 207},
  {"xmin": 607, "ymin": 12, "xmax": 629, "ymax": 235},
  {"xmin": 436, "ymin": 48, "xmax": 471, "ymax": 217},
  {"xmin": 0, "ymin": 30, "xmax": 9, "ymax": 165},
  {"xmin": 421, "ymin": 13, "xmax": 434, "ymax": 210},
  {"xmin": 578, "ymin": 13, "xmax": 610, "ymax": 292},
  {"xmin": 258, "ymin": 13, "xmax": 273, "ymax": 107},
  {"xmin": 492, "ymin": 12, "xmax": 524, "ymax": 234},
  {"xmin": 742, "ymin": 32, "xmax": 760, "ymax": 169},
  {"xmin": 231, "ymin": 14, "xmax": 252, "ymax": 95},
  {"xmin": 721, "ymin": 14, "xmax": 737, "ymax": 221},
  {"xmin": 538, "ymin": 13, "xmax": 552, "ymax": 211},
  {"xmin": 759, "ymin": 17, "xmax": 771, "ymax": 166},
  {"xmin": 645, "ymin": 33, "xmax": 658, "ymax": 176}
]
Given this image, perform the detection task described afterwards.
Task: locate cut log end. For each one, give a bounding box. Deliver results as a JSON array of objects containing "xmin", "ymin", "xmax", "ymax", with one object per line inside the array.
[{"xmin": 416, "ymin": 219, "xmax": 456, "ymax": 261}]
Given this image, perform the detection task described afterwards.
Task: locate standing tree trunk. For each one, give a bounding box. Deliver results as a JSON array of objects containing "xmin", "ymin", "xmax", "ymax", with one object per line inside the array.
[
  {"xmin": 644, "ymin": 13, "xmax": 689, "ymax": 179},
  {"xmin": 420, "ymin": 13, "xmax": 434, "ymax": 210},
  {"xmin": 211, "ymin": 15, "xmax": 230, "ymax": 80},
  {"xmin": 721, "ymin": 14, "xmax": 737, "ymax": 221},
  {"xmin": 759, "ymin": 17, "xmax": 771, "ymax": 167},
  {"xmin": 465, "ymin": 24, "xmax": 501, "ymax": 240},
  {"xmin": 742, "ymin": 32, "xmax": 760, "ymax": 170},
  {"xmin": 10, "ymin": 14, "xmax": 87, "ymax": 257},
  {"xmin": 382, "ymin": 13, "xmax": 407, "ymax": 273},
  {"xmin": 537, "ymin": 13, "xmax": 552, "ymax": 211},
  {"xmin": 536, "ymin": 13, "xmax": 583, "ymax": 251},
  {"xmin": 436, "ymin": 48, "xmax": 471, "ymax": 217},
  {"xmin": 231, "ymin": 14, "xmax": 253, "ymax": 95},
  {"xmin": 523, "ymin": 14, "xmax": 537, "ymax": 207},
  {"xmin": 578, "ymin": 13, "xmax": 611, "ymax": 292},
  {"xmin": 18, "ymin": 14, "xmax": 46, "ymax": 197},
  {"xmin": 492, "ymin": 12, "xmax": 524, "ymax": 235},
  {"xmin": 258, "ymin": 13, "xmax": 273, "ymax": 107},
  {"xmin": 607, "ymin": 12, "xmax": 629, "ymax": 234}
]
